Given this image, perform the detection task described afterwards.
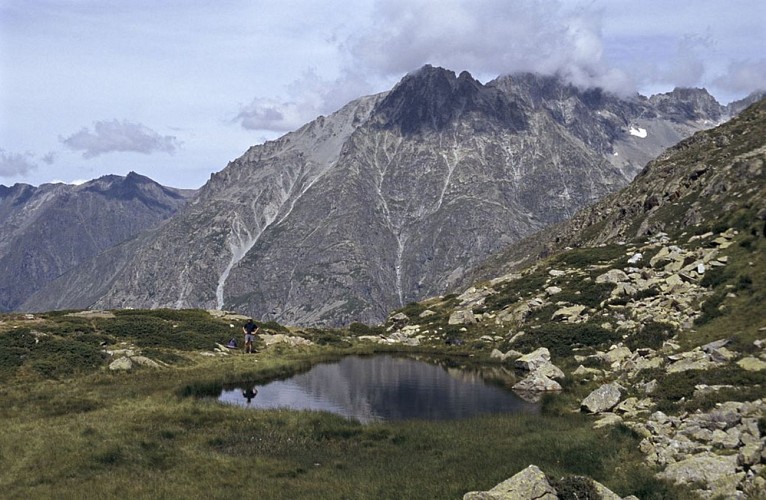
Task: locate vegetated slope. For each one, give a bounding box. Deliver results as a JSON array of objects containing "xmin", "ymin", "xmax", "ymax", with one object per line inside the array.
[
  {"xmin": 0, "ymin": 172, "xmax": 193, "ymax": 311},
  {"xmin": 28, "ymin": 66, "xmax": 737, "ymax": 326},
  {"xmin": 375, "ymin": 98, "xmax": 766, "ymax": 499}
]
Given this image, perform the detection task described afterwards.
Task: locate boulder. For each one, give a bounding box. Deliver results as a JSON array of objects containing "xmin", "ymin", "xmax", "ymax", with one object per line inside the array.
[
  {"xmin": 596, "ymin": 269, "xmax": 629, "ymax": 284},
  {"xmin": 463, "ymin": 465, "xmax": 558, "ymax": 500},
  {"xmin": 109, "ymin": 356, "xmax": 133, "ymax": 371},
  {"xmin": 534, "ymin": 361, "xmax": 565, "ymax": 380},
  {"xmin": 130, "ymin": 356, "xmax": 161, "ymax": 368},
  {"xmin": 657, "ymin": 452, "xmax": 738, "ymax": 487},
  {"xmin": 581, "ymin": 383, "xmax": 622, "ymax": 414},
  {"xmin": 551, "ymin": 305, "xmax": 587, "ymax": 323},
  {"xmin": 389, "ymin": 312, "xmax": 410, "ymax": 327},
  {"xmin": 512, "ymin": 373, "xmax": 562, "ymax": 392},
  {"xmin": 514, "ymin": 347, "xmax": 551, "ymax": 371},
  {"xmin": 419, "ymin": 309, "xmax": 436, "ymax": 318},
  {"xmin": 449, "ymin": 309, "xmax": 477, "ymax": 325},
  {"xmin": 544, "ymin": 286, "xmax": 562, "ymax": 296},
  {"xmin": 737, "ymin": 357, "xmax": 766, "ymax": 371},
  {"xmin": 601, "ymin": 346, "xmax": 632, "ymax": 365}
]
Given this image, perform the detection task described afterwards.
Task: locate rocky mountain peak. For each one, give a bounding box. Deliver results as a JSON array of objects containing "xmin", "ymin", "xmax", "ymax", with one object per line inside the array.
[
  {"xmin": 648, "ymin": 87, "xmax": 723, "ymax": 122},
  {"xmin": 373, "ymin": 64, "xmax": 526, "ymax": 134}
]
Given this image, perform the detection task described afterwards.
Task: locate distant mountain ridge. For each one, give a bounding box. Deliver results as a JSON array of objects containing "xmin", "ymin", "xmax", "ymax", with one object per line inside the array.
[
  {"xmin": 21, "ymin": 66, "xmax": 762, "ymax": 325},
  {"xmin": 0, "ymin": 172, "xmax": 194, "ymax": 311}
]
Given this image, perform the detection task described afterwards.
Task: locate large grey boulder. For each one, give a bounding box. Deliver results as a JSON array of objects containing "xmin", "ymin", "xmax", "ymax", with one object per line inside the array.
[
  {"xmin": 657, "ymin": 452, "xmax": 738, "ymax": 488},
  {"xmin": 463, "ymin": 465, "xmax": 558, "ymax": 500},
  {"xmin": 514, "ymin": 347, "xmax": 551, "ymax": 371},
  {"xmin": 109, "ymin": 356, "xmax": 133, "ymax": 371},
  {"xmin": 535, "ymin": 361, "xmax": 566, "ymax": 380},
  {"xmin": 449, "ymin": 309, "xmax": 478, "ymax": 325},
  {"xmin": 513, "ymin": 372, "xmax": 562, "ymax": 392},
  {"xmin": 581, "ymin": 383, "xmax": 622, "ymax": 413}
]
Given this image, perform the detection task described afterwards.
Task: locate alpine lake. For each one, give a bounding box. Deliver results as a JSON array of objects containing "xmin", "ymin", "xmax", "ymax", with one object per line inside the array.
[{"xmin": 214, "ymin": 354, "xmax": 541, "ymax": 423}]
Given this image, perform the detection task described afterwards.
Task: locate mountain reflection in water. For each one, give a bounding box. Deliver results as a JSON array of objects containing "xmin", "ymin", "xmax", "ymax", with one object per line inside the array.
[{"xmin": 219, "ymin": 355, "xmax": 540, "ymax": 423}]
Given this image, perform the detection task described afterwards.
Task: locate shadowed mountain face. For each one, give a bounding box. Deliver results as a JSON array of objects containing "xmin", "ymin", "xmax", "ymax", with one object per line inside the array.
[
  {"xmin": 0, "ymin": 172, "xmax": 193, "ymax": 311},
  {"xmin": 24, "ymin": 66, "xmax": 742, "ymax": 326}
]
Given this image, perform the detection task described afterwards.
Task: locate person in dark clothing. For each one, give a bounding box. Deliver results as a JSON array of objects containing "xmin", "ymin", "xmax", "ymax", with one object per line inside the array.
[
  {"xmin": 242, "ymin": 319, "xmax": 260, "ymax": 353},
  {"xmin": 242, "ymin": 386, "xmax": 257, "ymax": 403}
]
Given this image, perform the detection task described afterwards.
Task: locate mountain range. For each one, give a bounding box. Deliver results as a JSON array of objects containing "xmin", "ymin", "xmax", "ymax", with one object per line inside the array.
[
  {"xmin": 0, "ymin": 172, "xmax": 193, "ymax": 312},
  {"xmin": 14, "ymin": 66, "xmax": 763, "ymax": 325}
]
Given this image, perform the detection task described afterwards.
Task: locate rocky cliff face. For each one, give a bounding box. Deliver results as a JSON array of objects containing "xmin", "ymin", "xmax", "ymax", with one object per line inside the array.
[
  {"xmin": 27, "ymin": 66, "xmax": 734, "ymax": 325},
  {"xmin": 1, "ymin": 172, "xmax": 192, "ymax": 311}
]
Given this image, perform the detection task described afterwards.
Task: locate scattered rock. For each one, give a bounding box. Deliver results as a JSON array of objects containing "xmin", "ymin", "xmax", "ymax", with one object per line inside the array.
[
  {"xmin": 514, "ymin": 347, "xmax": 551, "ymax": 371},
  {"xmin": 109, "ymin": 357, "xmax": 133, "ymax": 370},
  {"xmin": 551, "ymin": 305, "xmax": 587, "ymax": 323},
  {"xmin": 464, "ymin": 465, "xmax": 558, "ymax": 500},
  {"xmin": 581, "ymin": 383, "xmax": 622, "ymax": 414},
  {"xmin": 737, "ymin": 357, "xmax": 766, "ymax": 371},
  {"xmin": 512, "ymin": 372, "xmax": 562, "ymax": 393},
  {"xmin": 449, "ymin": 309, "xmax": 477, "ymax": 325}
]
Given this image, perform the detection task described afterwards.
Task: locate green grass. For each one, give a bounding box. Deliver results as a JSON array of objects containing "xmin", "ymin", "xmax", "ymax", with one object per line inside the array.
[
  {"xmin": 0, "ymin": 376, "xmax": 685, "ymax": 499},
  {"xmin": 0, "ymin": 309, "xmax": 691, "ymax": 499}
]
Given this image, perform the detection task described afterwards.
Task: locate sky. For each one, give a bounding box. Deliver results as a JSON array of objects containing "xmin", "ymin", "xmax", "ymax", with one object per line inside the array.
[{"xmin": 1, "ymin": 0, "xmax": 765, "ymax": 190}]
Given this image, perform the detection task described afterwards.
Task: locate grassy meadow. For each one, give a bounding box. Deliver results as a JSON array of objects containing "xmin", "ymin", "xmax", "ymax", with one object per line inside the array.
[{"xmin": 0, "ymin": 309, "xmax": 691, "ymax": 499}]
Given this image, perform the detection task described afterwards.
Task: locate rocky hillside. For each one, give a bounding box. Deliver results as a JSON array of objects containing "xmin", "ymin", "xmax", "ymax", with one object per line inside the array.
[
  {"xmin": 0, "ymin": 172, "xmax": 193, "ymax": 311},
  {"xmin": 27, "ymin": 66, "xmax": 739, "ymax": 326},
  {"xmin": 368, "ymin": 98, "xmax": 766, "ymax": 498}
]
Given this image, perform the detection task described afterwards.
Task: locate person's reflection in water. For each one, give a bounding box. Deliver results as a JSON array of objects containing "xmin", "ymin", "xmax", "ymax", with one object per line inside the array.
[{"xmin": 242, "ymin": 387, "xmax": 258, "ymax": 404}]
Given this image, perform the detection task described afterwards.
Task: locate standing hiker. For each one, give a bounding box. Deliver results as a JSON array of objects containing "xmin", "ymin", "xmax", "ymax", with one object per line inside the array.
[{"xmin": 242, "ymin": 319, "xmax": 260, "ymax": 353}]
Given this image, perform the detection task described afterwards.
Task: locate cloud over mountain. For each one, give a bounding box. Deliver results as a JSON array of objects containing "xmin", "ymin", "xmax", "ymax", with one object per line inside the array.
[
  {"xmin": 0, "ymin": 149, "xmax": 38, "ymax": 178},
  {"xmin": 61, "ymin": 120, "xmax": 180, "ymax": 159}
]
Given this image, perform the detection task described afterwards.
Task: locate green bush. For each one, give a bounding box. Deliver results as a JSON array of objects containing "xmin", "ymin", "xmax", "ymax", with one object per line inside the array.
[
  {"xmin": 549, "ymin": 475, "xmax": 599, "ymax": 499},
  {"xmin": 625, "ymin": 321, "xmax": 676, "ymax": 350},
  {"xmin": 398, "ymin": 302, "xmax": 426, "ymax": 318},
  {"xmin": 514, "ymin": 323, "xmax": 621, "ymax": 358},
  {"xmin": 555, "ymin": 281, "xmax": 616, "ymax": 308},
  {"xmin": 552, "ymin": 245, "xmax": 626, "ymax": 267},
  {"xmin": 700, "ymin": 266, "xmax": 734, "ymax": 288},
  {"xmin": 653, "ymin": 365, "xmax": 766, "ymax": 413},
  {"xmin": 485, "ymin": 271, "xmax": 548, "ymax": 310},
  {"xmin": 95, "ymin": 310, "xmax": 233, "ymax": 350},
  {"xmin": 694, "ymin": 291, "xmax": 727, "ymax": 326}
]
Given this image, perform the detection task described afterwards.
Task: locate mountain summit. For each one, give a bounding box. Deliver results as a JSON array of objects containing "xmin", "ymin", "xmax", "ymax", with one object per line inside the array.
[{"xmin": 24, "ymin": 67, "xmax": 738, "ymax": 325}]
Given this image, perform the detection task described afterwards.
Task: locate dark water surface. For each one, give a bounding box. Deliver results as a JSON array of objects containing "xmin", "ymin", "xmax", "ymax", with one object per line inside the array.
[{"xmin": 219, "ymin": 355, "xmax": 540, "ymax": 423}]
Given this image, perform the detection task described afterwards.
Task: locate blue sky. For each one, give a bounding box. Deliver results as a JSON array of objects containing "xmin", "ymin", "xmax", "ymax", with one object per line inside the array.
[{"xmin": 1, "ymin": 0, "xmax": 765, "ymax": 189}]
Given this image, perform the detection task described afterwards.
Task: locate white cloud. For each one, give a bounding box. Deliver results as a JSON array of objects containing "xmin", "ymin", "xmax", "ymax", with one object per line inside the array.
[
  {"xmin": 61, "ymin": 119, "xmax": 180, "ymax": 159},
  {"xmin": 714, "ymin": 59, "xmax": 766, "ymax": 95},
  {"xmin": 0, "ymin": 149, "xmax": 38, "ymax": 178},
  {"xmin": 235, "ymin": 0, "xmax": 641, "ymax": 133}
]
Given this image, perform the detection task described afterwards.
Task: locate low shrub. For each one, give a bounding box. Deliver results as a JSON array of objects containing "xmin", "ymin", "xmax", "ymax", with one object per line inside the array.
[
  {"xmin": 513, "ymin": 322, "xmax": 620, "ymax": 358},
  {"xmin": 653, "ymin": 365, "xmax": 766, "ymax": 413},
  {"xmin": 694, "ymin": 291, "xmax": 727, "ymax": 326},
  {"xmin": 555, "ymin": 281, "xmax": 615, "ymax": 308},
  {"xmin": 625, "ymin": 321, "xmax": 676, "ymax": 350},
  {"xmin": 549, "ymin": 475, "xmax": 599, "ymax": 499},
  {"xmin": 552, "ymin": 245, "xmax": 625, "ymax": 267}
]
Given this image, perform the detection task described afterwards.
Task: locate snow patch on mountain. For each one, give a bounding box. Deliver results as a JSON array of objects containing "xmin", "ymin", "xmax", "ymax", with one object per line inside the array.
[{"xmin": 629, "ymin": 126, "xmax": 648, "ymax": 138}]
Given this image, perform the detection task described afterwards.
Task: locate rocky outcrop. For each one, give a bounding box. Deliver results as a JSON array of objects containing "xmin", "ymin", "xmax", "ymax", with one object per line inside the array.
[
  {"xmin": 628, "ymin": 400, "xmax": 766, "ymax": 498},
  {"xmin": 463, "ymin": 465, "xmax": 558, "ymax": 500},
  {"xmin": 464, "ymin": 464, "xmax": 626, "ymax": 500},
  {"xmin": 581, "ymin": 383, "xmax": 623, "ymax": 414}
]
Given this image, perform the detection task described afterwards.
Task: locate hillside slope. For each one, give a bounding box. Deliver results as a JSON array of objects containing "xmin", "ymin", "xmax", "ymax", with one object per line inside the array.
[{"xmin": 0, "ymin": 172, "xmax": 193, "ymax": 311}]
